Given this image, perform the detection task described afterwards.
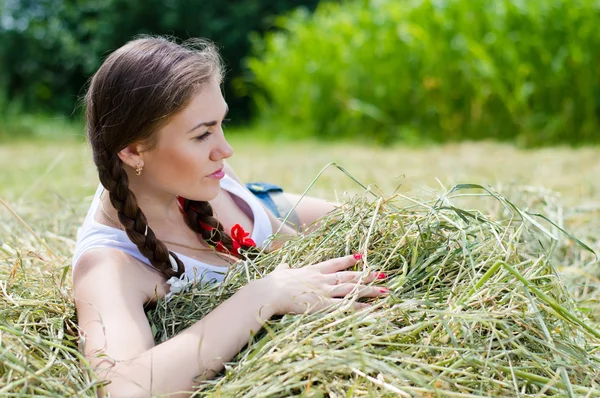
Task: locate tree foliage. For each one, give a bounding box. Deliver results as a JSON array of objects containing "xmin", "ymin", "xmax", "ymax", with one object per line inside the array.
[{"xmin": 0, "ymin": 0, "xmax": 321, "ymax": 120}]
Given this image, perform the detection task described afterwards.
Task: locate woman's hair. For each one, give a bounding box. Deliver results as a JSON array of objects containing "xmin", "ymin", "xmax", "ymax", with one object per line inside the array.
[{"xmin": 85, "ymin": 36, "xmax": 236, "ymax": 278}]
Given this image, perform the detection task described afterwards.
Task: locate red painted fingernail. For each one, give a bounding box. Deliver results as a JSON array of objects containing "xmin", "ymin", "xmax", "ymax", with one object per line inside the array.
[
  {"xmin": 380, "ymin": 288, "xmax": 390, "ymax": 294},
  {"xmin": 376, "ymin": 272, "xmax": 387, "ymax": 279},
  {"xmin": 353, "ymin": 253, "xmax": 363, "ymax": 260}
]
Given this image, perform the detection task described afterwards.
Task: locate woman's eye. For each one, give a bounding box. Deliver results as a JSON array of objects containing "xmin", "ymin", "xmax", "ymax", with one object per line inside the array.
[{"xmin": 195, "ymin": 132, "xmax": 211, "ymax": 142}]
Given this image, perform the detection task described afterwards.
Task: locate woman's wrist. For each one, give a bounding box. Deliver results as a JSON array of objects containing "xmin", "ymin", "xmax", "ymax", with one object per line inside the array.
[{"xmin": 243, "ymin": 277, "xmax": 280, "ymax": 320}]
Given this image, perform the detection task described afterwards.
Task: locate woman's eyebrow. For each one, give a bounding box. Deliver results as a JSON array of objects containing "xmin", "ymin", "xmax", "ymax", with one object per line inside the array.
[{"xmin": 187, "ymin": 104, "xmax": 229, "ymax": 133}]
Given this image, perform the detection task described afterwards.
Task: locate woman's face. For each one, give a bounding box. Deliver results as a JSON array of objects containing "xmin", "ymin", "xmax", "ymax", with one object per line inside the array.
[{"xmin": 140, "ymin": 78, "xmax": 233, "ymax": 201}]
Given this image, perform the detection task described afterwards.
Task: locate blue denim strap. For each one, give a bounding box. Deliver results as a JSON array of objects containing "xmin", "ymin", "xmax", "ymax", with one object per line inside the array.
[
  {"xmin": 246, "ymin": 182, "xmax": 283, "ymax": 218},
  {"xmin": 246, "ymin": 182, "xmax": 301, "ymax": 230}
]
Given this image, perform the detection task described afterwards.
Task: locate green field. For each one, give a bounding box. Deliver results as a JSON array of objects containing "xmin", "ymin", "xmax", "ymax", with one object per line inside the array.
[
  {"xmin": 2, "ymin": 138, "xmax": 600, "ymax": 250},
  {"xmin": 2, "ymin": 137, "xmax": 598, "ymax": 310},
  {"xmin": 1, "ymin": 138, "xmax": 599, "ymax": 395},
  {"xmin": 1, "ymin": 137, "xmax": 599, "ymax": 300},
  {"xmin": 3, "ymin": 139, "xmax": 600, "ymax": 202}
]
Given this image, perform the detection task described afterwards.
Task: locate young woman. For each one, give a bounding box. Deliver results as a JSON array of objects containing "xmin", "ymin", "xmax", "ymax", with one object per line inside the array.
[{"xmin": 73, "ymin": 36, "xmax": 388, "ymax": 397}]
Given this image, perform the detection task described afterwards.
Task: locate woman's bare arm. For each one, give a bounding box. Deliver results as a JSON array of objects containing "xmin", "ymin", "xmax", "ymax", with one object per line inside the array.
[
  {"xmin": 75, "ymin": 248, "xmax": 379, "ymax": 397},
  {"xmin": 281, "ymin": 193, "xmax": 339, "ymax": 230},
  {"xmin": 74, "ymin": 249, "xmax": 277, "ymax": 397}
]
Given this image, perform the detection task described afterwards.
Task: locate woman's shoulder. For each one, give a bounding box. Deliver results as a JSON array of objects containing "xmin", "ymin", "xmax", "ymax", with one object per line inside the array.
[{"xmin": 73, "ymin": 247, "xmax": 168, "ymax": 301}]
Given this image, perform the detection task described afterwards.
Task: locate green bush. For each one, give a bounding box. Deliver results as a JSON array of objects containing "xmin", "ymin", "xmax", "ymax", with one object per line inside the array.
[{"xmin": 247, "ymin": 0, "xmax": 600, "ymax": 146}]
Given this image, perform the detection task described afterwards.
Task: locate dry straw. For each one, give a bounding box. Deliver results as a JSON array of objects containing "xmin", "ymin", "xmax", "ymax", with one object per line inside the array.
[
  {"xmin": 150, "ymin": 183, "xmax": 600, "ymax": 397},
  {"xmin": 1, "ymin": 174, "xmax": 599, "ymax": 396}
]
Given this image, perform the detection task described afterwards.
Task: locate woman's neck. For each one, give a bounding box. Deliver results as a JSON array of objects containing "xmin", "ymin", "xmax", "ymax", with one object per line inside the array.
[
  {"xmin": 125, "ymin": 176, "xmax": 186, "ymax": 224},
  {"xmin": 101, "ymin": 185, "xmax": 184, "ymax": 231}
]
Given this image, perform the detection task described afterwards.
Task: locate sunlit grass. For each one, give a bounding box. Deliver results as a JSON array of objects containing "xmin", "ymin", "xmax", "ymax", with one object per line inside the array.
[
  {"xmin": 2, "ymin": 137, "xmax": 600, "ymax": 204},
  {"xmin": 1, "ymin": 135, "xmax": 599, "ymax": 396}
]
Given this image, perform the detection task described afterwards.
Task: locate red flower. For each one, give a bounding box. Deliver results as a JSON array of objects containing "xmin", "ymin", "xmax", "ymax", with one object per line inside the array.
[
  {"xmin": 229, "ymin": 223, "xmax": 257, "ymax": 256},
  {"xmin": 176, "ymin": 196, "xmax": 256, "ymax": 257}
]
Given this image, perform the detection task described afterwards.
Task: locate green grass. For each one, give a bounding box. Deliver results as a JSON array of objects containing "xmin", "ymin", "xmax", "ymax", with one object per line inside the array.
[
  {"xmin": 2, "ymin": 137, "xmax": 599, "ymax": 268},
  {"xmin": 1, "ymin": 134, "xmax": 600, "ymax": 395},
  {"xmin": 2, "ymin": 136, "xmax": 599, "ymax": 286},
  {"xmin": 1, "ymin": 137, "xmax": 599, "ymax": 260},
  {"xmin": 2, "ymin": 138, "xmax": 600, "ymax": 204},
  {"xmin": 150, "ymin": 193, "xmax": 600, "ymax": 396},
  {"xmin": 0, "ymin": 113, "xmax": 85, "ymax": 142}
]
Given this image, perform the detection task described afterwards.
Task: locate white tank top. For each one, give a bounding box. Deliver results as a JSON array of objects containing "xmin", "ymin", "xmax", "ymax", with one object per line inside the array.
[{"xmin": 72, "ymin": 175, "xmax": 272, "ymax": 283}]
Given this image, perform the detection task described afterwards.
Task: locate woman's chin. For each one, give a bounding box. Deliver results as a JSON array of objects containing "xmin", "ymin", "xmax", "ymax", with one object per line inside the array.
[{"xmin": 192, "ymin": 184, "xmax": 221, "ymax": 202}]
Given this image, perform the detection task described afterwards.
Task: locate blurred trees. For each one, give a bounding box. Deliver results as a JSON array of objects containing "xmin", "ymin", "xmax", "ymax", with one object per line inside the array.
[
  {"xmin": 3, "ymin": 0, "xmax": 599, "ymax": 145},
  {"xmin": 248, "ymin": 0, "xmax": 600, "ymax": 146},
  {"xmin": 0, "ymin": 0, "xmax": 321, "ymax": 121}
]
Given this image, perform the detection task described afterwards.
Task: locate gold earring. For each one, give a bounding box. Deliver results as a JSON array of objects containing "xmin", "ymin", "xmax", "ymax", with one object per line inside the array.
[{"xmin": 135, "ymin": 163, "xmax": 143, "ymax": 176}]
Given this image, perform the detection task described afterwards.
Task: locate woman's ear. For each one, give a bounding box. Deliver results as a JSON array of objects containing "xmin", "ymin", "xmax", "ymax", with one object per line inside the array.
[{"xmin": 117, "ymin": 143, "xmax": 144, "ymax": 170}]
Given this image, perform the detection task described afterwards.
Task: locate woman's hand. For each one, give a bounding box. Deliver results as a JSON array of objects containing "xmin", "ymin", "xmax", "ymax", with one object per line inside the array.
[{"xmin": 261, "ymin": 254, "xmax": 388, "ymax": 315}]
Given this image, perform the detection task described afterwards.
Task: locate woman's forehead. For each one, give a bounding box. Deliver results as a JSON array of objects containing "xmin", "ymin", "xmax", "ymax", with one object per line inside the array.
[{"xmin": 157, "ymin": 83, "xmax": 227, "ymax": 138}]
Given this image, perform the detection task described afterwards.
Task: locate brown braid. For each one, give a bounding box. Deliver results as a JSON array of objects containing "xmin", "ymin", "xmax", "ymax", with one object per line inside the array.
[
  {"xmin": 85, "ymin": 36, "xmax": 224, "ymax": 278},
  {"xmin": 180, "ymin": 199, "xmax": 235, "ymax": 254},
  {"xmin": 97, "ymin": 150, "xmax": 185, "ymax": 278},
  {"xmin": 181, "ymin": 198, "xmax": 260, "ymax": 259}
]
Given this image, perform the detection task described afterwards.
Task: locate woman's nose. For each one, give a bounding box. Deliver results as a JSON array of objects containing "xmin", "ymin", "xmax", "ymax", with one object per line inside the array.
[{"xmin": 211, "ymin": 134, "xmax": 234, "ymax": 161}]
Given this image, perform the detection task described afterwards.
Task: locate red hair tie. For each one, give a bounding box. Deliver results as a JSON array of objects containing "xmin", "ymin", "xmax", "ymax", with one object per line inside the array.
[{"xmin": 177, "ymin": 196, "xmax": 256, "ymax": 256}]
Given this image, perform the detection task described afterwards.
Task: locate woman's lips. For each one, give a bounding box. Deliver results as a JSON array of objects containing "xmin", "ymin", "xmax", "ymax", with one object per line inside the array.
[{"xmin": 207, "ymin": 167, "xmax": 225, "ymax": 179}]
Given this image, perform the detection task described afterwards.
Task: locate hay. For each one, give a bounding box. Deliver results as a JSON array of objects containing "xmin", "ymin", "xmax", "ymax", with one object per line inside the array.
[
  {"xmin": 0, "ymin": 254, "xmax": 101, "ymax": 395},
  {"xmin": 1, "ymin": 184, "xmax": 599, "ymax": 396},
  {"xmin": 149, "ymin": 185, "xmax": 600, "ymax": 396}
]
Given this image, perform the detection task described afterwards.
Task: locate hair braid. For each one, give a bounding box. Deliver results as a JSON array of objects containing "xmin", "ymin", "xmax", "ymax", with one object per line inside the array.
[
  {"xmin": 98, "ymin": 152, "xmax": 185, "ymax": 278},
  {"xmin": 180, "ymin": 199, "xmax": 235, "ymax": 254}
]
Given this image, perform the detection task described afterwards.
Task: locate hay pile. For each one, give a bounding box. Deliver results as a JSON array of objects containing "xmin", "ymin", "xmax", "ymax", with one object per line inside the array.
[
  {"xmin": 0, "ymin": 199, "xmax": 102, "ymax": 395},
  {"xmin": 1, "ymin": 185, "xmax": 599, "ymax": 396}
]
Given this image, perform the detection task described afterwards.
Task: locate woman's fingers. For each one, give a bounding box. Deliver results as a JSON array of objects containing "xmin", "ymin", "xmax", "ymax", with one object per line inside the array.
[
  {"xmin": 315, "ymin": 254, "xmax": 362, "ymax": 274},
  {"xmin": 300, "ymin": 289, "xmax": 377, "ymax": 314},
  {"xmin": 270, "ymin": 256, "xmax": 387, "ymax": 315},
  {"xmin": 328, "ymin": 270, "xmax": 383, "ymax": 285},
  {"xmin": 328, "ymin": 283, "xmax": 389, "ymax": 298}
]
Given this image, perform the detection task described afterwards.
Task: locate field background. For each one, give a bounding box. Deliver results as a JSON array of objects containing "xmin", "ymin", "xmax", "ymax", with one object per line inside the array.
[
  {"xmin": 3, "ymin": 138, "xmax": 600, "ymax": 203},
  {"xmin": 1, "ymin": 136, "xmax": 600, "ymax": 395},
  {"xmin": 2, "ymin": 138, "xmax": 599, "ymax": 314}
]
